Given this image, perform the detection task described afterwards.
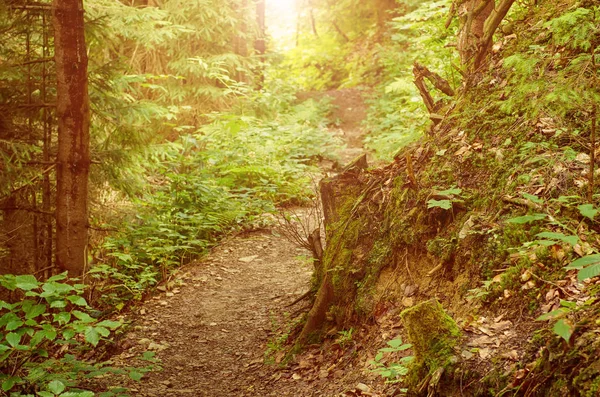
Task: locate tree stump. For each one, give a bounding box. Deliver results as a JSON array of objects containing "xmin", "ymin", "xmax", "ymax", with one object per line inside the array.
[{"xmin": 400, "ymin": 299, "xmax": 461, "ymax": 395}]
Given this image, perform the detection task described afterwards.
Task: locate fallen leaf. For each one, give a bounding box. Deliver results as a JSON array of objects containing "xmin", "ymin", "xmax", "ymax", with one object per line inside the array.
[{"xmin": 478, "ymin": 347, "xmax": 491, "ymax": 359}]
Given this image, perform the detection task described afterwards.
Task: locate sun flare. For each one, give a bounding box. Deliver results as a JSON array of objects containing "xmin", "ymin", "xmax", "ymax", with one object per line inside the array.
[{"xmin": 266, "ymin": 0, "xmax": 298, "ymax": 48}]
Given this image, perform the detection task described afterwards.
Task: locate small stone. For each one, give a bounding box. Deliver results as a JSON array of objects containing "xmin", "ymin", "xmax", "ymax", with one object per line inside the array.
[
  {"xmin": 356, "ymin": 383, "xmax": 370, "ymax": 393},
  {"xmin": 461, "ymin": 350, "xmax": 474, "ymax": 360},
  {"xmin": 209, "ymin": 322, "xmax": 218, "ymax": 326},
  {"xmin": 238, "ymin": 255, "xmax": 258, "ymax": 263},
  {"xmin": 162, "ymin": 380, "xmax": 174, "ymax": 388},
  {"xmin": 292, "ymin": 373, "xmax": 301, "ymax": 380},
  {"xmin": 159, "ymin": 301, "xmax": 168, "ymax": 306},
  {"xmin": 165, "ymin": 292, "xmax": 174, "ymax": 297}
]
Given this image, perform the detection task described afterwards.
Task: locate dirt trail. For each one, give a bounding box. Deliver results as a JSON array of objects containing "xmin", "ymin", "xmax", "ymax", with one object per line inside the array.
[{"xmin": 114, "ymin": 89, "xmax": 369, "ymax": 397}]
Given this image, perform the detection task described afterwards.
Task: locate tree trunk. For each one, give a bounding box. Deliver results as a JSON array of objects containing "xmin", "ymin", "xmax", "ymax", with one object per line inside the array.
[
  {"xmin": 52, "ymin": 0, "xmax": 90, "ymax": 277},
  {"xmin": 457, "ymin": 0, "xmax": 517, "ymax": 73},
  {"xmin": 255, "ymin": 0, "xmax": 266, "ymax": 55},
  {"xmin": 457, "ymin": 0, "xmax": 493, "ymax": 69},
  {"xmin": 254, "ymin": 0, "xmax": 266, "ymax": 88}
]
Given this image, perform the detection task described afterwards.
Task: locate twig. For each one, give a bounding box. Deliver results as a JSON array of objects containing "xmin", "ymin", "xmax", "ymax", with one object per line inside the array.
[
  {"xmin": 501, "ymin": 195, "xmax": 543, "ymax": 211},
  {"xmin": 528, "ymin": 271, "xmax": 574, "ymax": 298},
  {"xmin": 589, "ymin": 45, "xmax": 597, "ymax": 202},
  {"xmin": 404, "ymin": 248, "xmax": 416, "ymax": 284},
  {"xmin": 286, "ymin": 290, "xmax": 313, "ymax": 307}
]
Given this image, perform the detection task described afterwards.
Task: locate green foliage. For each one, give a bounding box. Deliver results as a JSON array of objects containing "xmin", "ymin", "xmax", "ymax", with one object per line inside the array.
[
  {"xmin": 0, "ymin": 274, "xmax": 156, "ymax": 395},
  {"xmin": 90, "ymin": 92, "xmax": 338, "ymax": 307},
  {"xmin": 427, "ymin": 187, "xmax": 463, "ymax": 210},
  {"xmin": 427, "ymin": 200, "xmax": 452, "ymax": 210},
  {"xmin": 370, "ymin": 337, "xmax": 414, "ymax": 386},
  {"xmin": 566, "ymin": 254, "xmax": 600, "ymax": 281},
  {"xmin": 507, "ymin": 213, "xmax": 548, "ymax": 224},
  {"xmin": 500, "ymin": 5, "xmax": 600, "ymax": 122},
  {"xmin": 335, "ymin": 328, "xmax": 355, "ymax": 348},
  {"xmin": 363, "ymin": 0, "xmax": 457, "ymax": 159},
  {"xmin": 534, "ymin": 299, "xmax": 595, "ymax": 342}
]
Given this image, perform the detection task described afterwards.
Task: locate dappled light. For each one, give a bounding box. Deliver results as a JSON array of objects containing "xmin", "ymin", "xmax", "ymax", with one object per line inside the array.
[{"xmin": 1, "ymin": 0, "xmax": 600, "ymax": 395}]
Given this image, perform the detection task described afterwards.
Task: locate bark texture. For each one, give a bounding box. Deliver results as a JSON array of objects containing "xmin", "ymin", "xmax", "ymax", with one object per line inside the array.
[
  {"xmin": 457, "ymin": 0, "xmax": 517, "ymax": 72},
  {"xmin": 52, "ymin": 0, "xmax": 90, "ymax": 276}
]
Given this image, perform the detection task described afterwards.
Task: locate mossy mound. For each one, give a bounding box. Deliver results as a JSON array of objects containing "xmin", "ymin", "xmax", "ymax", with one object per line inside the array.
[{"xmin": 400, "ymin": 299, "xmax": 461, "ymax": 394}]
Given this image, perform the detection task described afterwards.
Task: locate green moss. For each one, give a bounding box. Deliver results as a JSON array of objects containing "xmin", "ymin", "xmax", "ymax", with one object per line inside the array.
[
  {"xmin": 400, "ymin": 299, "xmax": 461, "ymax": 389},
  {"xmin": 426, "ymin": 235, "xmax": 458, "ymax": 262}
]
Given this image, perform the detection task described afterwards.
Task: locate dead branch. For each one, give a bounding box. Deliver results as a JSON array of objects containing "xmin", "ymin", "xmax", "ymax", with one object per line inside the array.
[
  {"xmin": 286, "ymin": 290, "xmax": 313, "ymax": 307},
  {"xmin": 413, "ymin": 65, "xmax": 437, "ymax": 114},
  {"xmin": 501, "ymin": 195, "xmax": 543, "ymax": 211},
  {"xmin": 414, "ymin": 62, "xmax": 455, "ymax": 96}
]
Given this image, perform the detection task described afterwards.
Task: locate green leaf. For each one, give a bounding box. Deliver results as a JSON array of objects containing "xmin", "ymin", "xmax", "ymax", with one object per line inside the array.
[
  {"xmin": 536, "ymin": 232, "xmax": 579, "ymax": 246},
  {"xmin": 24, "ymin": 304, "xmax": 47, "ymax": 319},
  {"xmin": 61, "ymin": 392, "xmax": 94, "ymax": 397},
  {"xmin": 565, "ymin": 254, "xmax": 600, "ymax": 270},
  {"xmin": 386, "ymin": 338, "xmax": 405, "ymax": 348},
  {"xmin": 141, "ymin": 351, "xmax": 156, "ymax": 361},
  {"xmin": 50, "ymin": 300, "xmax": 68, "ymax": 309},
  {"xmin": 96, "ymin": 320, "xmax": 121, "ymax": 330},
  {"xmin": 43, "ymin": 325, "xmax": 57, "ymax": 341},
  {"xmin": 67, "ymin": 296, "xmax": 88, "ymax": 307},
  {"xmin": 62, "ymin": 329, "xmax": 76, "ymax": 340},
  {"xmin": 84, "ymin": 327, "xmax": 100, "ymax": 346},
  {"xmin": 438, "ymin": 187, "xmax": 462, "ymax": 196},
  {"xmin": 560, "ymin": 300, "xmax": 577, "ymax": 309},
  {"xmin": 30, "ymin": 330, "xmax": 46, "ymax": 347},
  {"xmin": 507, "ymin": 213, "xmax": 547, "ymax": 224},
  {"xmin": 0, "ymin": 312, "xmax": 19, "ymax": 327},
  {"xmin": 427, "ymin": 199, "xmax": 452, "ymax": 210},
  {"xmin": 5, "ymin": 320, "xmax": 24, "ymax": 331},
  {"xmin": 1, "ymin": 376, "xmax": 19, "ymax": 391},
  {"xmin": 53, "ymin": 312, "xmax": 71, "ymax": 325},
  {"xmin": 129, "ymin": 371, "xmax": 144, "ymax": 381},
  {"xmin": 47, "ymin": 272, "xmax": 68, "ymax": 282},
  {"xmin": 95, "ymin": 326, "xmax": 110, "ymax": 337},
  {"xmin": 5, "ymin": 332, "xmax": 21, "ymax": 347},
  {"xmin": 536, "ymin": 308, "xmax": 569, "ymax": 321},
  {"xmin": 578, "ymin": 263, "xmax": 600, "ymax": 280},
  {"xmin": 521, "ymin": 193, "xmax": 544, "ymax": 204},
  {"xmin": 578, "ymin": 204, "xmax": 598, "ymax": 220},
  {"xmin": 553, "ymin": 319, "xmax": 574, "ymax": 342},
  {"xmin": 37, "ymin": 392, "xmax": 54, "ymax": 397},
  {"xmin": 47, "ymin": 379, "xmax": 66, "ymax": 394},
  {"xmin": 14, "ymin": 275, "xmax": 39, "ymax": 291},
  {"xmin": 72, "ymin": 310, "xmax": 95, "ymax": 323}
]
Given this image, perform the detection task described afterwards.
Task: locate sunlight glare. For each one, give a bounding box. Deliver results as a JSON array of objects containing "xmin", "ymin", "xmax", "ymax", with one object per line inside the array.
[{"xmin": 266, "ymin": 0, "xmax": 298, "ymax": 49}]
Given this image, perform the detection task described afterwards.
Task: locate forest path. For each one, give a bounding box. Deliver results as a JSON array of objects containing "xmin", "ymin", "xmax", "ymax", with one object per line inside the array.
[{"xmin": 114, "ymin": 88, "xmax": 369, "ymax": 397}]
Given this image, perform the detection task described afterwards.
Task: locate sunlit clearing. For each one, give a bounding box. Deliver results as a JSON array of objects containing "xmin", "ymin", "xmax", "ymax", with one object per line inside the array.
[{"xmin": 266, "ymin": 0, "xmax": 298, "ymax": 50}]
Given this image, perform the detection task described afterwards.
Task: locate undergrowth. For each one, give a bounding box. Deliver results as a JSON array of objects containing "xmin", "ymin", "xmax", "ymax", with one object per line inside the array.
[{"xmin": 89, "ymin": 80, "xmax": 339, "ymax": 309}]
